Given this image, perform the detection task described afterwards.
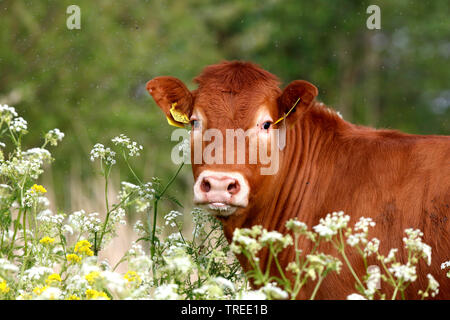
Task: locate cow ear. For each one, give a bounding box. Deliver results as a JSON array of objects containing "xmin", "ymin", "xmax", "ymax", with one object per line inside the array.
[
  {"xmin": 277, "ymin": 80, "xmax": 318, "ymax": 124},
  {"xmin": 146, "ymin": 76, "xmax": 194, "ymax": 128}
]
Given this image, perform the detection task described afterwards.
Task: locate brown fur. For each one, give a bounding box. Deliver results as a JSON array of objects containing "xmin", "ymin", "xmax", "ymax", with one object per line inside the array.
[{"xmin": 147, "ymin": 61, "xmax": 450, "ymax": 299}]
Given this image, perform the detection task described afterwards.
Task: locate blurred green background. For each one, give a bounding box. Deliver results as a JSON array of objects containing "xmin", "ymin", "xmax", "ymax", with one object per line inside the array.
[{"xmin": 0, "ymin": 0, "xmax": 449, "ymax": 213}]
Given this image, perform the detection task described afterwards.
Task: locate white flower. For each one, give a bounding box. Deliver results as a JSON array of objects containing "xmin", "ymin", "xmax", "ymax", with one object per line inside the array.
[
  {"xmin": 112, "ymin": 134, "xmax": 143, "ymax": 157},
  {"xmin": 240, "ymin": 290, "xmax": 267, "ymax": 300},
  {"xmin": 101, "ymin": 270, "xmax": 127, "ymax": 294},
  {"xmin": 153, "ymin": 284, "xmax": 180, "ymax": 300},
  {"xmin": 164, "ymin": 210, "xmax": 182, "ymax": 228},
  {"xmin": 231, "ymin": 227, "xmax": 263, "ymax": 255},
  {"xmin": 68, "ymin": 209, "xmax": 101, "ymax": 234},
  {"xmin": 313, "ymin": 211, "xmax": 350, "ymax": 240},
  {"xmin": 23, "ymin": 148, "xmax": 52, "ymax": 163},
  {"xmin": 365, "ymin": 265, "xmax": 381, "ymax": 298},
  {"xmin": 0, "ymin": 104, "xmax": 18, "ymax": 123},
  {"xmin": 364, "ymin": 238, "xmax": 380, "ymax": 257},
  {"xmin": 0, "ymin": 258, "xmax": 19, "ymax": 273},
  {"xmin": 9, "ymin": 117, "xmax": 27, "ymax": 133},
  {"xmin": 403, "ymin": 228, "xmax": 432, "ymax": 265},
  {"xmin": 383, "ymin": 248, "xmax": 398, "ymax": 263},
  {"xmin": 441, "ymin": 260, "xmax": 450, "ymax": 270},
  {"xmin": 347, "ymin": 233, "xmax": 367, "ymax": 247},
  {"xmin": 285, "ymin": 219, "xmax": 308, "ymax": 234},
  {"xmin": 426, "ymin": 274, "xmax": 439, "ymax": 297},
  {"xmin": 45, "ymin": 128, "xmax": 65, "ymax": 146},
  {"xmin": 212, "ymin": 277, "xmax": 235, "ymax": 292},
  {"xmin": 389, "ymin": 263, "xmax": 417, "ymax": 282},
  {"xmin": 90, "ymin": 143, "xmax": 116, "ymax": 165},
  {"xmin": 164, "ymin": 249, "xmax": 192, "ymax": 276},
  {"xmin": 37, "ymin": 287, "xmax": 61, "ymax": 300},
  {"xmin": 23, "ymin": 266, "xmax": 53, "ymax": 281},
  {"xmin": 347, "ymin": 293, "xmax": 367, "ymax": 300},
  {"xmin": 259, "ymin": 230, "xmax": 293, "ymax": 249},
  {"xmin": 354, "ymin": 217, "xmax": 376, "ymax": 233},
  {"xmin": 261, "ymin": 282, "xmax": 289, "ymax": 300},
  {"xmin": 129, "ymin": 255, "xmax": 152, "ymax": 273},
  {"xmin": 65, "ymin": 274, "xmax": 89, "ymax": 292}
]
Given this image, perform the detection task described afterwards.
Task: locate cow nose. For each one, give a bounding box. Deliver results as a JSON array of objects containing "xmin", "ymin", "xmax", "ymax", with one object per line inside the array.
[
  {"xmin": 193, "ymin": 170, "xmax": 249, "ymax": 208},
  {"xmin": 200, "ymin": 176, "xmax": 240, "ymax": 196}
]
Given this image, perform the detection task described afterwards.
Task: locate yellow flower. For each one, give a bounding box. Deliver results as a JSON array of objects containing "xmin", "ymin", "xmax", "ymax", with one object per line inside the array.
[
  {"xmin": 46, "ymin": 273, "xmax": 62, "ymax": 285},
  {"xmin": 0, "ymin": 278, "xmax": 10, "ymax": 294},
  {"xmin": 31, "ymin": 184, "xmax": 47, "ymax": 194},
  {"xmin": 67, "ymin": 295, "xmax": 80, "ymax": 300},
  {"xmin": 85, "ymin": 271, "xmax": 101, "ymax": 285},
  {"xmin": 123, "ymin": 271, "xmax": 142, "ymax": 285},
  {"xmin": 85, "ymin": 289, "xmax": 110, "ymax": 300},
  {"xmin": 39, "ymin": 236, "xmax": 55, "ymax": 245},
  {"xmin": 33, "ymin": 286, "xmax": 48, "ymax": 296},
  {"xmin": 66, "ymin": 253, "xmax": 82, "ymax": 264},
  {"xmin": 74, "ymin": 240, "xmax": 94, "ymax": 256}
]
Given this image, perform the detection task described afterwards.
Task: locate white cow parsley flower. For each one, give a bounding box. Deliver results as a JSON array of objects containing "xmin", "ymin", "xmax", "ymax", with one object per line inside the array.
[
  {"xmin": 45, "ymin": 128, "xmax": 65, "ymax": 146},
  {"xmin": 261, "ymin": 282, "xmax": 289, "ymax": 300},
  {"xmin": 10, "ymin": 117, "xmax": 28, "ymax": 134},
  {"xmin": 389, "ymin": 263, "xmax": 417, "ymax": 282},
  {"xmin": 347, "ymin": 293, "xmax": 367, "ymax": 300},
  {"xmin": 112, "ymin": 134, "xmax": 143, "ymax": 157},
  {"xmin": 313, "ymin": 211, "xmax": 350, "ymax": 240},
  {"xmin": 0, "ymin": 104, "xmax": 18, "ymax": 123},
  {"xmin": 90, "ymin": 143, "xmax": 116, "ymax": 166},
  {"xmin": 153, "ymin": 284, "xmax": 180, "ymax": 300},
  {"xmin": 364, "ymin": 238, "xmax": 380, "ymax": 257}
]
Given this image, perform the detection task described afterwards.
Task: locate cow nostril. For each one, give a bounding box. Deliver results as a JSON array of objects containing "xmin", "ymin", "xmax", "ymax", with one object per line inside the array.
[
  {"xmin": 201, "ymin": 179, "xmax": 211, "ymax": 193},
  {"xmin": 227, "ymin": 181, "xmax": 240, "ymax": 195}
]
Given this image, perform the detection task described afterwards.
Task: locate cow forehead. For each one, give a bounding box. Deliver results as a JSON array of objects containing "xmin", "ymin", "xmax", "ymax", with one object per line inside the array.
[{"xmin": 194, "ymin": 88, "xmax": 278, "ymax": 127}]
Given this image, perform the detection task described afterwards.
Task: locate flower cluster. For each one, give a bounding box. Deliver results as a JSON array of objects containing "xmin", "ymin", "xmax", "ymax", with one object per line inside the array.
[
  {"xmin": 112, "ymin": 134, "xmax": 143, "ymax": 157},
  {"xmin": 44, "ymin": 128, "xmax": 64, "ymax": 146},
  {"xmin": 313, "ymin": 211, "xmax": 350, "ymax": 240},
  {"xmin": 90, "ymin": 143, "xmax": 116, "ymax": 166}
]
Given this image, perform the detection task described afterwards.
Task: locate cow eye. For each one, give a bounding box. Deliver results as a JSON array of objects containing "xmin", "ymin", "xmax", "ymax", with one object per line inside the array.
[
  {"xmin": 262, "ymin": 121, "xmax": 271, "ymax": 130},
  {"xmin": 191, "ymin": 119, "xmax": 200, "ymax": 129}
]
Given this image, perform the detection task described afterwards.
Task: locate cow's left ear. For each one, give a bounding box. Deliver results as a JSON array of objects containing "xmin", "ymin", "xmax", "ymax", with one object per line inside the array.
[
  {"xmin": 146, "ymin": 76, "xmax": 194, "ymax": 128},
  {"xmin": 276, "ymin": 80, "xmax": 318, "ymax": 125}
]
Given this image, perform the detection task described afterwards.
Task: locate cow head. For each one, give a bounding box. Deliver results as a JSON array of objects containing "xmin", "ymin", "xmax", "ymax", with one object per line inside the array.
[{"xmin": 147, "ymin": 61, "xmax": 318, "ymax": 217}]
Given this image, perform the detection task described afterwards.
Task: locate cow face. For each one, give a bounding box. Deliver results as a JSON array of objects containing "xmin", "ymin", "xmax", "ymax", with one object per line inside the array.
[{"xmin": 147, "ymin": 61, "xmax": 318, "ymax": 217}]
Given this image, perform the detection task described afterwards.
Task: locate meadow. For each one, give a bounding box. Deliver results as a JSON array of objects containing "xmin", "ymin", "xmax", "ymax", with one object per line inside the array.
[{"xmin": 0, "ymin": 105, "xmax": 446, "ymax": 300}]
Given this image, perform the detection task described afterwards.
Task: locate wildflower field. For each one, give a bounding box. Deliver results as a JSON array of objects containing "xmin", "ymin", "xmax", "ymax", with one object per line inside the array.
[{"xmin": 0, "ymin": 104, "xmax": 447, "ymax": 300}]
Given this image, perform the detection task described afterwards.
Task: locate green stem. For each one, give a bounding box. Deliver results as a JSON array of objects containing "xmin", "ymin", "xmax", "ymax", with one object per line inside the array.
[
  {"xmin": 124, "ymin": 153, "xmax": 142, "ymax": 185},
  {"xmin": 150, "ymin": 162, "xmax": 184, "ymax": 257},
  {"xmin": 391, "ymin": 280, "xmax": 403, "ymax": 300},
  {"xmin": 310, "ymin": 275, "xmax": 325, "ymax": 300},
  {"xmin": 335, "ymin": 230, "xmax": 365, "ymax": 291},
  {"xmin": 340, "ymin": 248, "xmax": 364, "ymax": 290},
  {"xmin": 8, "ymin": 208, "xmax": 23, "ymax": 258},
  {"xmin": 96, "ymin": 165, "xmax": 112, "ymax": 255},
  {"xmin": 270, "ymin": 245, "xmax": 289, "ymax": 287},
  {"xmin": 23, "ymin": 209, "xmax": 27, "ymax": 256}
]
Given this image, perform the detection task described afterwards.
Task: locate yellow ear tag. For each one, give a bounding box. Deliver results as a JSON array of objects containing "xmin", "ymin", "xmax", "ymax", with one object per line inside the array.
[
  {"xmin": 273, "ymin": 97, "xmax": 301, "ymax": 125},
  {"xmin": 166, "ymin": 116, "xmax": 185, "ymax": 128},
  {"xmin": 169, "ymin": 102, "xmax": 190, "ymax": 124}
]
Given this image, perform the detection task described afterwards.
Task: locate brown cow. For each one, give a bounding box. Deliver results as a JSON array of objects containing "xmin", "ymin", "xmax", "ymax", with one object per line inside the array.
[{"xmin": 147, "ymin": 60, "xmax": 450, "ymax": 299}]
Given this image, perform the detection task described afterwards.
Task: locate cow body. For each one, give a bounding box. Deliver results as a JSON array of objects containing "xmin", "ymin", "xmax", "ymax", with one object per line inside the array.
[
  {"xmin": 147, "ymin": 61, "xmax": 450, "ymax": 299},
  {"xmin": 222, "ymin": 106, "xmax": 450, "ymax": 299}
]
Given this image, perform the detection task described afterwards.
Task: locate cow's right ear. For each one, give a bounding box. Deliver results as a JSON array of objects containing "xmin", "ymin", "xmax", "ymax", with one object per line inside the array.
[
  {"xmin": 276, "ymin": 80, "xmax": 318, "ymax": 125},
  {"xmin": 146, "ymin": 76, "xmax": 194, "ymax": 128}
]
